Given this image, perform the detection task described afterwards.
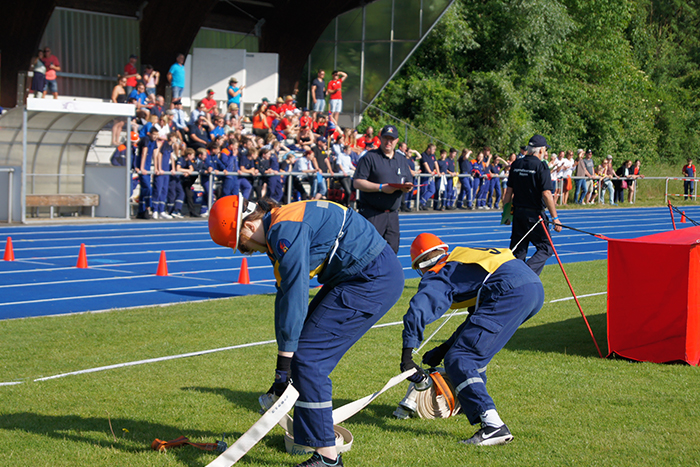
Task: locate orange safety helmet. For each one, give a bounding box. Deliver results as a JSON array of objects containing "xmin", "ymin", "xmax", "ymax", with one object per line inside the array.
[
  {"xmin": 410, "ymin": 233, "xmax": 449, "ymax": 269},
  {"xmin": 130, "ymin": 130, "xmax": 139, "ymax": 143},
  {"xmin": 208, "ymin": 195, "xmax": 257, "ymax": 249}
]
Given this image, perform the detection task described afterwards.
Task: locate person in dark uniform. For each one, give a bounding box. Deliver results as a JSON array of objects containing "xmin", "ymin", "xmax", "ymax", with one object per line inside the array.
[
  {"xmin": 353, "ymin": 125, "xmax": 414, "ymax": 253},
  {"xmin": 501, "ymin": 134, "xmax": 562, "ymax": 275}
]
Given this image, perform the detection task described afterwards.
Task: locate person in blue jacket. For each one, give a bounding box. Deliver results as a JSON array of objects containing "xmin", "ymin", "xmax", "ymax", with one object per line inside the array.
[
  {"xmin": 216, "ymin": 141, "xmax": 239, "ymax": 197},
  {"xmin": 208, "ymin": 196, "xmax": 405, "ymax": 467},
  {"xmin": 399, "ymin": 233, "xmax": 544, "ymax": 446},
  {"xmin": 457, "ymin": 149, "xmax": 474, "ymax": 209},
  {"xmin": 134, "ymin": 127, "xmax": 159, "ymax": 219}
]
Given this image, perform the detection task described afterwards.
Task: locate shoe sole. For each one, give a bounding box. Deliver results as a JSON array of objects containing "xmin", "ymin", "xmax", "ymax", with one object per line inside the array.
[{"xmin": 460, "ymin": 435, "xmax": 514, "ymax": 446}]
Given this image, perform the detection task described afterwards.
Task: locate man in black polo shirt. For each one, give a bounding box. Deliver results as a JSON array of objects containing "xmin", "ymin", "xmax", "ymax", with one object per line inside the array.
[
  {"xmin": 353, "ymin": 125, "xmax": 414, "ymax": 253},
  {"xmin": 502, "ymin": 134, "xmax": 562, "ymax": 275}
]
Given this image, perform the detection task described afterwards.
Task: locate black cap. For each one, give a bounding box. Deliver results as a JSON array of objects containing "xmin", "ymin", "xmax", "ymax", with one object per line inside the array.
[
  {"xmin": 528, "ymin": 134, "xmax": 550, "ymax": 149},
  {"xmin": 380, "ymin": 125, "xmax": 399, "ymax": 139},
  {"xmin": 586, "ymin": 149, "xmax": 592, "ymax": 154}
]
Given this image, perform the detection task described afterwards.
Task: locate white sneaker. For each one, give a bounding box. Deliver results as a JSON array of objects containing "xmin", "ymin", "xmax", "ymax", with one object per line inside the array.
[
  {"xmin": 152, "ymin": 211, "xmax": 159, "ymax": 219},
  {"xmin": 160, "ymin": 212, "xmax": 173, "ymax": 219},
  {"xmin": 201, "ymin": 211, "xmax": 209, "ymax": 218},
  {"xmin": 171, "ymin": 212, "xmax": 183, "ymax": 219}
]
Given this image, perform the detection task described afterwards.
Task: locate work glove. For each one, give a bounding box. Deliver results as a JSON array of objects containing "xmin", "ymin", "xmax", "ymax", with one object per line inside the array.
[
  {"xmin": 400, "ymin": 348, "xmax": 428, "ymax": 384},
  {"xmin": 422, "ymin": 341, "xmax": 452, "ymax": 368},
  {"xmin": 267, "ymin": 355, "xmax": 292, "ymax": 396},
  {"xmin": 501, "ymin": 202, "xmax": 513, "ymax": 225}
]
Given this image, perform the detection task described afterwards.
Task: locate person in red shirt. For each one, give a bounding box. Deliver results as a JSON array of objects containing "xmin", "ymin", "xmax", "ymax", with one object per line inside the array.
[
  {"xmin": 123, "ymin": 54, "xmax": 140, "ymax": 95},
  {"xmin": 280, "ymin": 95, "xmax": 296, "ymax": 115},
  {"xmin": 42, "ymin": 47, "xmax": 61, "ymax": 99},
  {"xmin": 299, "ymin": 108, "xmax": 312, "ymax": 129},
  {"xmin": 327, "ymin": 70, "xmax": 347, "ymax": 124},
  {"xmin": 202, "ymin": 89, "xmax": 218, "ymax": 114},
  {"xmin": 356, "ymin": 126, "xmax": 380, "ymax": 151}
]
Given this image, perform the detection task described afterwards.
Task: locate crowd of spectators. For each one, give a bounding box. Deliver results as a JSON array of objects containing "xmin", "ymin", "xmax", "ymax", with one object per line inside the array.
[{"xmin": 108, "ymin": 57, "xmax": 652, "ymax": 219}]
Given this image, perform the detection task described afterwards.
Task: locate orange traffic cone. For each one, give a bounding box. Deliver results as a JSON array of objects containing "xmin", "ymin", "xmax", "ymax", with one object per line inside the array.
[
  {"xmin": 3, "ymin": 237, "xmax": 14, "ymax": 261},
  {"xmin": 76, "ymin": 243, "xmax": 88, "ymax": 268},
  {"xmin": 238, "ymin": 257, "xmax": 250, "ymax": 284},
  {"xmin": 156, "ymin": 251, "xmax": 168, "ymax": 276},
  {"xmin": 681, "ymin": 211, "xmax": 687, "ymax": 223}
]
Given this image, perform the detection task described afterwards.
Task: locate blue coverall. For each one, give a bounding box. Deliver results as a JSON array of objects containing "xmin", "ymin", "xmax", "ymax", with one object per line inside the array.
[
  {"xmin": 402, "ymin": 249, "xmax": 544, "ymax": 425},
  {"xmin": 262, "ymin": 200, "xmax": 404, "ymax": 448}
]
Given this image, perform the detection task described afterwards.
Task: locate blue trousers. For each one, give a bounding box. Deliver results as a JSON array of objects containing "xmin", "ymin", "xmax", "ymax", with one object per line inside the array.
[
  {"xmin": 138, "ymin": 174, "xmax": 152, "ymax": 214},
  {"xmin": 474, "ymin": 179, "xmax": 487, "ymax": 207},
  {"xmin": 486, "ymin": 178, "xmax": 501, "ymax": 208},
  {"xmin": 200, "ymin": 178, "xmax": 211, "ymax": 214},
  {"xmin": 443, "ymin": 178, "xmax": 455, "ymax": 207},
  {"xmin": 153, "ymin": 174, "xmax": 169, "ymax": 213},
  {"xmin": 574, "ymin": 178, "xmax": 587, "ymax": 204},
  {"xmin": 167, "ymin": 177, "xmax": 184, "ymax": 214},
  {"xmin": 420, "ymin": 178, "xmax": 435, "ymax": 206},
  {"xmin": 444, "ymin": 281, "xmax": 544, "ymax": 425},
  {"xmin": 291, "ymin": 244, "xmax": 404, "ymax": 447},
  {"xmin": 267, "ymin": 178, "xmax": 283, "ymax": 202},
  {"xmin": 221, "ymin": 176, "xmax": 239, "ymax": 197},
  {"xmin": 457, "ymin": 178, "xmax": 473, "ymax": 208},
  {"xmin": 239, "ymin": 178, "xmax": 252, "ymax": 200}
]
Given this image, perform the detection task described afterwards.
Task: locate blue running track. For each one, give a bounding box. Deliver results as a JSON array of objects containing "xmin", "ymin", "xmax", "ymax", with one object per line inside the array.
[{"xmin": 1, "ymin": 206, "xmax": 698, "ymax": 320}]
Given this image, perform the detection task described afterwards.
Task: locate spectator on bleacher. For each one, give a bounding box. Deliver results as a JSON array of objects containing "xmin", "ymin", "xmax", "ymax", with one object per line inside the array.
[
  {"xmin": 560, "ymin": 150, "xmax": 575, "ymax": 205},
  {"xmin": 313, "ymin": 114, "xmax": 327, "ymax": 137},
  {"xmin": 210, "ymin": 116, "xmax": 226, "ymax": 140},
  {"xmin": 201, "ymin": 89, "xmax": 217, "ymax": 114},
  {"xmin": 299, "ymin": 108, "xmax": 313, "ymax": 130},
  {"xmin": 335, "ymin": 145, "xmax": 356, "ymax": 207},
  {"xmin": 129, "ymin": 82, "xmax": 150, "ymax": 117},
  {"xmin": 142, "ymin": 65, "xmax": 159, "ymax": 100},
  {"xmin": 137, "ymin": 112, "xmax": 153, "ymax": 138},
  {"xmin": 167, "ymin": 54, "xmax": 186, "ymax": 100},
  {"xmin": 238, "ymin": 138, "xmax": 259, "ymax": 200},
  {"xmin": 110, "ymin": 75, "xmax": 129, "ymax": 145},
  {"xmin": 224, "ymin": 104, "xmax": 242, "ymax": 130},
  {"xmin": 188, "ymin": 114, "xmax": 211, "ymax": 150},
  {"xmin": 227, "ymin": 78, "xmax": 244, "ymax": 114},
  {"xmin": 311, "ymin": 69, "xmax": 326, "ymax": 115},
  {"xmin": 189, "ymin": 100, "xmax": 208, "ymax": 126},
  {"xmin": 268, "ymin": 97, "xmax": 283, "ymax": 117},
  {"xmin": 170, "ymin": 99, "xmax": 189, "ymax": 136},
  {"xmin": 574, "ymin": 149, "xmax": 591, "ymax": 204},
  {"xmin": 683, "ymin": 158, "xmax": 695, "ymax": 200},
  {"xmin": 419, "ymin": 143, "xmax": 439, "ymax": 210},
  {"xmin": 152, "ymin": 134, "xmax": 172, "ymax": 219},
  {"xmin": 155, "ymin": 114, "xmax": 171, "ymax": 140},
  {"xmin": 252, "ymin": 102, "xmax": 272, "ymax": 137},
  {"xmin": 42, "ymin": 47, "xmax": 61, "ymax": 99},
  {"xmin": 29, "ymin": 50, "xmax": 46, "ymax": 98},
  {"xmin": 327, "ymin": 70, "xmax": 347, "ymax": 124},
  {"xmin": 297, "ymin": 125, "xmax": 316, "ymax": 146},
  {"xmin": 151, "ymin": 95, "xmax": 165, "ymax": 118},
  {"xmin": 275, "ymin": 111, "xmax": 298, "ymax": 141},
  {"xmin": 357, "ymin": 127, "xmax": 380, "ymax": 152},
  {"xmin": 123, "ymin": 54, "xmax": 140, "ymax": 96},
  {"xmin": 165, "ymin": 133, "xmax": 185, "ymax": 218}
]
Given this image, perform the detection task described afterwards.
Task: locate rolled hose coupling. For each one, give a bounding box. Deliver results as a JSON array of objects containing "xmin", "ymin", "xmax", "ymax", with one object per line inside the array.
[
  {"xmin": 259, "ymin": 392, "xmax": 279, "ymax": 414},
  {"xmin": 414, "ymin": 374, "xmax": 433, "ymax": 391}
]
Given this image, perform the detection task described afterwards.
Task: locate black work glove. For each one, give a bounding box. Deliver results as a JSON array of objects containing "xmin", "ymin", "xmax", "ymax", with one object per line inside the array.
[
  {"xmin": 400, "ymin": 347, "xmax": 427, "ymax": 384},
  {"xmin": 422, "ymin": 341, "xmax": 452, "ymax": 368},
  {"xmin": 267, "ymin": 355, "xmax": 292, "ymax": 396}
]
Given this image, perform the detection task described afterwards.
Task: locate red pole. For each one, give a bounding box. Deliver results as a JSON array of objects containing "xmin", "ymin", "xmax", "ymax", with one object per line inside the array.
[
  {"xmin": 539, "ymin": 216, "xmax": 604, "ymax": 358},
  {"xmin": 668, "ymin": 200, "xmax": 677, "ymax": 230}
]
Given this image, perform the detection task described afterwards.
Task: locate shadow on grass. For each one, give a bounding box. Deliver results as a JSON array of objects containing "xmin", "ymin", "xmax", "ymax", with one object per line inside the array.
[
  {"xmin": 183, "ymin": 387, "xmax": 454, "ymax": 441},
  {"xmin": 505, "ymin": 313, "xmax": 608, "ymax": 358},
  {"xmin": 0, "ymin": 412, "xmax": 245, "ymax": 466}
]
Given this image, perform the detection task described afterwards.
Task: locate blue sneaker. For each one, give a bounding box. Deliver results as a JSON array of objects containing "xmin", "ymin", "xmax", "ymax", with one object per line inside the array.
[{"xmin": 295, "ymin": 452, "xmax": 344, "ymax": 467}]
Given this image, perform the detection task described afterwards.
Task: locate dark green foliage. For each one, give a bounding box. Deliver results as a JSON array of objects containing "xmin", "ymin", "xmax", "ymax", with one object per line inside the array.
[{"xmin": 374, "ymin": 0, "xmax": 700, "ymax": 163}]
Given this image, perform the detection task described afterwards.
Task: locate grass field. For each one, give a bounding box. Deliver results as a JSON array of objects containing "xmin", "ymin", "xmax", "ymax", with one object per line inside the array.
[{"xmin": 1, "ymin": 260, "xmax": 699, "ymax": 467}]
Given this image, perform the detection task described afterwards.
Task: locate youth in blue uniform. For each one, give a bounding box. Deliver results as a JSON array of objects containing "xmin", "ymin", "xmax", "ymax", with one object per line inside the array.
[
  {"xmin": 419, "ymin": 144, "xmax": 438, "ymax": 210},
  {"xmin": 486, "ymin": 159, "xmax": 503, "ymax": 209},
  {"xmin": 471, "ymin": 153, "xmax": 488, "ymax": 208},
  {"xmin": 443, "ymin": 149, "xmax": 457, "ymax": 209},
  {"xmin": 167, "ymin": 151, "xmax": 186, "ymax": 217},
  {"xmin": 217, "ymin": 143, "xmax": 239, "ymax": 197},
  {"xmin": 457, "ymin": 149, "xmax": 474, "ymax": 209},
  {"xmin": 260, "ymin": 147, "xmax": 283, "ymax": 202},
  {"xmin": 208, "ymin": 197, "xmax": 405, "ymax": 467},
  {"xmin": 238, "ymin": 151, "xmax": 256, "ymax": 199},
  {"xmin": 400, "ymin": 233, "xmax": 544, "ymax": 446},
  {"xmin": 135, "ymin": 128, "xmax": 158, "ymax": 218},
  {"xmin": 197, "ymin": 144, "xmax": 217, "ymax": 216}
]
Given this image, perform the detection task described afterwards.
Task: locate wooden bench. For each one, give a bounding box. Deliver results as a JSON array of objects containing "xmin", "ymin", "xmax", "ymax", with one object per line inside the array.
[{"xmin": 26, "ymin": 194, "xmax": 99, "ymax": 219}]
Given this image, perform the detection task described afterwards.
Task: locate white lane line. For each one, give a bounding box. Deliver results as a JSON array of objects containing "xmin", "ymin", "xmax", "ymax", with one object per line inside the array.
[
  {"xmin": 19, "ymin": 246, "xmax": 223, "ymax": 260},
  {"xmin": 0, "ymin": 279, "xmax": 278, "ymax": 307},
  {"xmin": 13, "ymin": 240, "xmax": 214, "ymax": 252},
  {"xmin": 0, "ymin": 289, "xmax": 606, "ymax": 386},
  {"xmin": 10, "ymin": 231, "xmax": 210, "ymax": 244}
]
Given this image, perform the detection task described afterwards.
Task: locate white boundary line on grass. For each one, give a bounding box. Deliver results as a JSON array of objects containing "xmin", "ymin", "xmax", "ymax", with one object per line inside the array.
[{"xmin": 0, "ymin": 291, "xmax": 607, "ymax": 387}]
